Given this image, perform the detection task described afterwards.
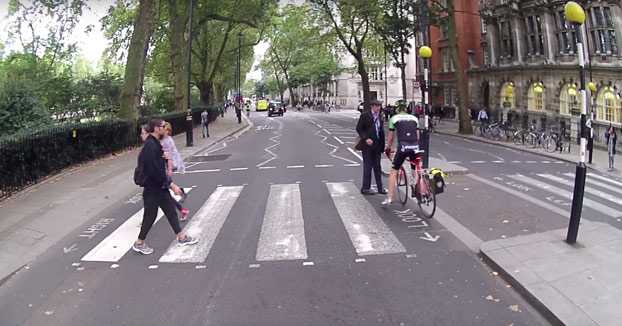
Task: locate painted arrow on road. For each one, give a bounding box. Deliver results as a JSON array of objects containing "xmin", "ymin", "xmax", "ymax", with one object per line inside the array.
[
  {"xmin": 420, "ymin": 232, "xmax": 440, "ymax": 242},
  {"xmin": 63, "ymin": 243, "xmax": 78, "ymax": 253}
]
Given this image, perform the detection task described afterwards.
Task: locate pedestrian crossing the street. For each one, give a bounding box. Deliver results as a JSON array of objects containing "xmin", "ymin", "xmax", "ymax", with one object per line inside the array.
[
  {"xmin": 80, "ymin": 182, "xmax": 409, "ymax": 267},
  {"xmin": 496, "ymin": 172, "xmax": 622, "ymax": 219}
]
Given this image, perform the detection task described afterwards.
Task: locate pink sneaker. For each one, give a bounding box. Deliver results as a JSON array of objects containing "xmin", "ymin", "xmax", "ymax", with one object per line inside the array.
[{"xmin": 180, "ymin": 208, "xmax": 189, "ymax": 221}]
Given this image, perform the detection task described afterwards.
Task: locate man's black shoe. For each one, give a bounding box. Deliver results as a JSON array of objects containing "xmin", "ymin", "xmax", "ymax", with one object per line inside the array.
[
  {"xmin": 377, "ymin": 187, "xmax": 388, "ymax": 195},
  {"xmin": 360, "ymin": 189, "xmax": 375, "ymax": 195}
]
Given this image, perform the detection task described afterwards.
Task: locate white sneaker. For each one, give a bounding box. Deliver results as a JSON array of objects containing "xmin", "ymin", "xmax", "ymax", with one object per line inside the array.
[{"xmin": 381, "ymin": 198, "xmax": 393, "ymax": 206}]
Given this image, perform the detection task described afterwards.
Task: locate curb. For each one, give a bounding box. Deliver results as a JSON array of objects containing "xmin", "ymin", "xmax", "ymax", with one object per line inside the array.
[{"xmin": 181, "ymin": 115, "xmax": 252, "ymax": 159}]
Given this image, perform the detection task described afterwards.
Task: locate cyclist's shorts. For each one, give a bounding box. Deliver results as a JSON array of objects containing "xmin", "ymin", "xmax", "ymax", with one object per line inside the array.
[{"xmin": 392, "ymin": 149, "xmax": 420, "ymax": 170}]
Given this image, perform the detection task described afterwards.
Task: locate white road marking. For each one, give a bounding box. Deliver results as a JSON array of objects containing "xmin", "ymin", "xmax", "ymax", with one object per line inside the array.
[
  {"xmin": 448, "ymin": 161, "xmax": 462, "ymax": 164},
  {"xmin": 538, "ymin": 174, "xmax": 622, "ymax": 206},
  {"xmin": 303, "ymin": 261, "xmax": 314, "ymax": 266},
  {"xmin": 347, "ymin": 148, "xmax": 363, "ymax": 161},
  {"xmin": 230, "ymin": 167, "xmax": 248, "ymax": 171},
  {"xmin": 492, "ymin": 160, "xmax": 504, "ymax": 163},
  {"xmin": 195, "ymin": 265, "xmax": 206, "ymax": 269},
  {"xmin": 258, "ymin": 166, "xmax": 276, "ymax": 170},
  {"xmin": 159, "ymin": 186, "xmax": 243, "ymax": 263},
  {"xmin": 315, "ymin": 130, "xmax": 360, "ymax": 165},
  {"xmin": 315, "ymin": 164, "xmax": 333, "ymax": 168},
  {"xmin": 256, "ymin": 184, "xmax": 307, "ymax": 261},
  {"xmin": 148, "ymin": 265, "xmax": 158, "ymax": 269},
  {"xmin": 257, "ymin": 130, "xmax": 282, "ymax": 167},
  {"xmin": 333, "ymin": 136, "xmax": 344, "ymax": 144},
  {"xmin": 586, "ymin": 173, "xmax": 622, "ymax": 188},
  {"xmin": 344, "ymin": 163, "xmax": 361, "ymax": 167},
  {"xmin": 355, "ymin": 258, "xmax": 366, "ymax": 263},
  {"xmin": 339, "ymin": 136, "xmax": 358, "ymax": 139},
  {"xmin": 82, "ymin": 188, "xmax": 193, "ymax": 262},
  {"xmin": 507, "ymin": 174, "xmax": 620, "ymax": 218},
  {"xmin": 326, "ymin": 182, "xmax": 406, "ymax": 255},
  {"xmin": 470, "ymin": 161, "xmax": 486, "ymax": 163},
  {"xmin": 110, "ymin": 264, "xmax": 119, "ymax": 269},
  {"xmin": 525, "ymin": 161, "xmax": 537, "ymax": 163},
  {"xmin": 323, "ymin": 129, "xmax": 332, "ymax": 135},
  {"xmin": 249, "ymin": 264, "xmax": 260, "ymax": 268},
  {"xmin": 511, "ymin": 160, "xmax": 522, "ymax": 163},
  {"xmin": 554, "ymin": 161, "xmax": 565, "ymax": 164},
  {"xmin": 185, "ymin": 169, "xmax": 220, "ymax": 174},
  {"xmin": 541, "ymin": 161, "xmax": 551, "ymax": 163},
  {"xmin": 287, "ymin": 165, "xmax": 304, "ymax": 169}
]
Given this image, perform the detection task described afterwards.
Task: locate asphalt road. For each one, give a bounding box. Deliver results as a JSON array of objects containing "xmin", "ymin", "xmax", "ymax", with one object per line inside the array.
[{"xmin": 5, "ymin": 108, "xmax": 621, "ymax": 325}]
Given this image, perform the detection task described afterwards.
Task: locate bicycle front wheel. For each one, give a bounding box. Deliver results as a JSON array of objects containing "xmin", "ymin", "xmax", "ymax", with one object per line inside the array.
[
  {"xmin": 543, "ymin": 137, "xmax": 557, "ymax": 153},
  {"xmin": 418, "ymin": 175, "xmax": 436, "ymax": 218},
  {"xmin": 513, "ymin": 132, "xmax": 523, "ymax": 145},
  {"xmin": 396, "ymin": 167, "xmax": 408, "ymax": 205}
]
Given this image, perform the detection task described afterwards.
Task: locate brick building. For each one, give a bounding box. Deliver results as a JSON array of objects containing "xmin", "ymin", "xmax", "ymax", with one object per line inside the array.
[{"xmin": 416, "ymin": 0, "xmax": 484, "ymax": 117}]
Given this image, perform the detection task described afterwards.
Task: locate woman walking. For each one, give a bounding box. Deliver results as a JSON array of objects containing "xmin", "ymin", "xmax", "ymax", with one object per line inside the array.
[
  {"xmin": 606, "ymin": 126, "xmax": 617, "ymax": 171},
  {"xmin": 162, "ymin": 122, "xmax": 190, "ymax": 221}
]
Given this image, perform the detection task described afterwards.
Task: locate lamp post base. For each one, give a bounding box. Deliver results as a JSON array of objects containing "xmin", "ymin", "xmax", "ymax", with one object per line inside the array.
[
  {"xmin": 185, "ymin": 115, "xmax": 194, "ymax": 147},
  {"xmin": 566, "ymin": 162, "xmax": 587, "ymax": 244}
]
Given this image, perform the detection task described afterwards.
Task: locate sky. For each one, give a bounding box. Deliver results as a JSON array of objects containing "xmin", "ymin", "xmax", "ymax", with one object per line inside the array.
[{"xmin": 0, "ymin": 0, "xmax": 305, "ymax": 81}]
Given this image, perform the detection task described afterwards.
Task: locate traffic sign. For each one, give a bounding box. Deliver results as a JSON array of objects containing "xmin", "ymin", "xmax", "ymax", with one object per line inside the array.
[{"xmin": 233, "ymin": 92, "xmax": 238, "ymax": 99}]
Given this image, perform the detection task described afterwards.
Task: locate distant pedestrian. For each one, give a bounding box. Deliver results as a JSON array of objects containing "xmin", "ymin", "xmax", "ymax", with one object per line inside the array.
[
  {"xmin": 356, "ymin": 99, "xmax": 387, "ymax": 195},
  {"xmin": 201, "ymin": 109, "xmax": 209, "ymax": 138},
  {"xmin": 162, "ymin": 122, "xmax": 190, "ymax": 221},
  {"xmin": 606, "ymin": 126, "xmax": 617, "ymax": 171},
  {"xmin": 133, "ymin": 118, "xmax": 198, "ymax": 255},
  {"xmin": 439, "ymin": 106, "xmax": 445, "ymax": 124}
]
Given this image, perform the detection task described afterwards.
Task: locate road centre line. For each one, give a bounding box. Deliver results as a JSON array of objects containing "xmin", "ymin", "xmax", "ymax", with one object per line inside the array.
[
  {"xmin": 258, "ymin": 166, "xmax": 276, "ymax": 170},
  {"xmin": 315, "ymin": 164, "xmax": 333, "ymax": 168},
  {"xmin": 470, "ymin": 161, "xmax": 485, "ymax": 163},
  {"xmin": 344, "ymin": 163, "xmax": 361, "ymax": 167},
  {"xmin": 185, "ymin": 169, "xmax": 220, "ymax": 174},
  {"xmin": 287, "ymin": 165, "xmax": 304, "ymax": 169},
  {"xmin": 230, "ymin": 167, "xmax": 248, "ymax": 171}
]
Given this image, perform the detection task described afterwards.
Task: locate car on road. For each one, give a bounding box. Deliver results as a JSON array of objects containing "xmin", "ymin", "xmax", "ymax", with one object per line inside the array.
[{"xmin": 268, "ymin": 101, "xmax": 284, "ymax": 117}]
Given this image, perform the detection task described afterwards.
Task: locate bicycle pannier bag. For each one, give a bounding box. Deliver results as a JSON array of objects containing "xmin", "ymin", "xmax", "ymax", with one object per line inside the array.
[{"xmin": 429, "ymin": 168, "xmax": 445, "ymax": 194}]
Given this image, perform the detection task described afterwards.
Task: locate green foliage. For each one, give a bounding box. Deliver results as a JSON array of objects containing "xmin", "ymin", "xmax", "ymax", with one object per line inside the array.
[{"xmin": 0, "ymin": 78, "xmax": 49, "ymax": 134}]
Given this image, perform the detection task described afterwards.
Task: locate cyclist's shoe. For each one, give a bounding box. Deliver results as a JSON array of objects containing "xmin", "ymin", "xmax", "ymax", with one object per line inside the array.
[
  {"xmin": 180, "ymin": 208, "xmax": 189, "ymax": 221},
  {"xmin": 178, "ymin": 236, "xmax": 198, "ymax": 246},
  {"xmin": 132, "ymin": 242, "xmax": 154, "ymax": 255},
  {"xmin": 381, "ymin": 198, "xmax": 393, "ymax": 206}
]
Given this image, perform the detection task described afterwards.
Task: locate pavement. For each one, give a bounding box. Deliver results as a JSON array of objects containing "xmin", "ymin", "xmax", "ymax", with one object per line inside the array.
[
  {"xmin": 435, "ymin": 118, "xmax": 622, "ymax": 326},
  {"xmin": 0, "ymin": 113, "xmax": 251, "ymax": 283},
  {"xmin": 481, "ymin": 222, "xmax": 622, "ymax": 326},
  {"xmin": 434, "ymin": 119, "xmax": 621, "ymax": 178}
]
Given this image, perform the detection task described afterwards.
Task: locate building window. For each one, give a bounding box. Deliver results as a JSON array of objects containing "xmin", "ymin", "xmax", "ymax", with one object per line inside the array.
[
  {"xmin": 560, "ymin": 83, "xmax": 580, "ymax": 116},
  {"xmin": 500, "ymin": 21, "xmax": 514, "ymax": 58},
  {"xmin": 483, "ymin": 46, "xmax": 490, "ymax": 66},
  {"xmin": 441, "ymin": 49, "xmax": 454, "ymax": 72},
  {"xmin": 500, "ymin": 82, "xmax": 515, "ymax": 109},
  {"xmin": 528, "ymin": 82, "xmax": 545, "ymax": 111},
  {"xmin": 525, "ymin": 15, "xmax": 545, "ymax": 55},
  {"xmin": 481, "ymin": 19, "xmax": 487, "ymax": 34},
  {"xmin": 443, "ymin": 86, "xmax": 457, "ymax": 107},
  {"xmin": 596, "ymin": 86, "xmax": 622, "ymax": 123},
  {"xmin": 440, "ymin": 19, "xmax": 448, "ymax": 40},
  {"xmin": 556, "ymin": 11, "xmax": 578, "ymax": 54},
  {"xmin": 587, "ymin": 6, "xmax": 618, "ymax": 54}
]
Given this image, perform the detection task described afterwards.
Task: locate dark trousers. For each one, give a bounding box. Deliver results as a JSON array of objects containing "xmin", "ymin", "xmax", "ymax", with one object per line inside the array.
[
  {"xmin": 362, "ymin": 148, "xmax": 383, "ymax": 191},
  {"xmin": 139, "ymin": 187, "xmax": 182, "ymax": 240}
]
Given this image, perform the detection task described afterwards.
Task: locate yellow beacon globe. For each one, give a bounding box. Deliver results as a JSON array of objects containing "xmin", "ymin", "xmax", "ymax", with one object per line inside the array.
[
  {"xmin": 419, "ymin": 46, "xmax": 432, "ymax": 58},
  {"xmin": 564, "ymin": 2, "xmax": 585, "ymax": 25},
  {"xmin": 588, "ymin": 82, "xmax": 596, "ymax": 92}
]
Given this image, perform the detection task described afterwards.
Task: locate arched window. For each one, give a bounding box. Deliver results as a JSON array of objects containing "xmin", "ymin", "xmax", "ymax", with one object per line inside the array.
[
  {"xmin": 500, "ymin": 82, "xmax": 515, "ymax": 109},
  {"xmin": 560, "ymin": 83, "xmax": 581, "ymax": 116},
  {"xmin": 528, "ymin": 82, "xmax": 545, "ymax": 111},
  {"xmin": 596, "ymin": 86, "xmax": 621, "ymax": 123}
]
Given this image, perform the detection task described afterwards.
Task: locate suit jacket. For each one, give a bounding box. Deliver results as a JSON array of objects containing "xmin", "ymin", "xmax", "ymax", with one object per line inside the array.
[{"xmin": 356, "ymin": 110, "xmax": 385, "ymax": 151}]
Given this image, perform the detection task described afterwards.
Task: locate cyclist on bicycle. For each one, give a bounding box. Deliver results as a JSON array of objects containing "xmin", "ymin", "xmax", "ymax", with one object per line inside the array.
[{"xmin": 382, "ymin": 103, "xmax": 421, "ymax": 206}]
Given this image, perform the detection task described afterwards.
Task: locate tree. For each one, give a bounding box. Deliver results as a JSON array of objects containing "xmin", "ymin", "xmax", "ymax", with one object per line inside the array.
[
  {"xmin": 310, "ymin": 0, "xmax": 379, "ymax": 111},
  {"xmin": 430, "ymin": 0, "xmax": 472, "ymax": 134},
  {"xmin": 118, "ymin": 0, "xmax": 155, "ymax": 123},
  {"xmin": 374, "ymin": 0, "xmax": 417, "ymax": 101}
]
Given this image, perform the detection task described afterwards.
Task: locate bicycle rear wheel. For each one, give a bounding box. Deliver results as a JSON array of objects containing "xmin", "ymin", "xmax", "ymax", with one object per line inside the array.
[
  {"xmin": 512, "ymin": 132, "xmax": 523, "ymax": 145},
  {"xmin": 417, "ymin": 175, "xmax": 436, "ymax": 218},
  {"xmin": 543, "ymin": 137, "xmax": 557, "ymax": 153},
  {"xmin": 396, "ymin": 167, "xmax": 408, "ymax": 205},
  {"xmin": 525, "ymin": 133, "xmax": 537, "ymax": 148}
]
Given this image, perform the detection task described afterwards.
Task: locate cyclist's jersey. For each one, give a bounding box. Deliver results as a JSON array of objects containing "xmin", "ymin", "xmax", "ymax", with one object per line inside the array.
[
  {"xmin": 389, "ymin": 113, "xmax": 419, "ymax": 151},
  {"xmin": 245, "ymin": 104, "xmax": 250, "ymax": 111}
]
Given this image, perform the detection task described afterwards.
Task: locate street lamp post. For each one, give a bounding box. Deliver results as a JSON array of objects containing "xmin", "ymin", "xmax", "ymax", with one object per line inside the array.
[
  {"xmin": 565, "ymin": 1, "xmax": 587, "ymax": 244},
  {"xmin": 185, "ymin": 0, "xmax": 194, "ymax": 147},
  {"xmin": 236, "ymin": 32, "xmax": 242, "ymax": 124},
  {"xmin": 419, "ymin": 45, "xmax": 432, "ymax": 169}
]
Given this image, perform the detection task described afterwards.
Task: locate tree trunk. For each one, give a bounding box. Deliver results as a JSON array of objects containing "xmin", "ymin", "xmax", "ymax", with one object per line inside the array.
[
  {"xmin": 198, "ymin": 80, "xmax": 213, "ymax": 106},
  {"xmin": 274, "ymin": 71, "xmax": 284, "ymax": 102},
  {"xmin": 118, "ymin": 0, "xmax": 155, "ymax": 123},
  {"xmin": 400, "ymin": 63, "xmax": 407, "ymax": 101},
  {"xmin": 356, "ymin": 54, "xmax": 371, "ymax": 111},
  {"xmin": 448, "ymin": 2, "xmax": 472, "ymax": 134},
  {"xmin": 168, "ymin": 0, "xmax": 189, "ymax": 111}
]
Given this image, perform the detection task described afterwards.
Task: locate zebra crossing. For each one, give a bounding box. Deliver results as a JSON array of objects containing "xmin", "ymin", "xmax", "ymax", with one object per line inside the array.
[
  {"xmin": 496, "ymin": 172, "xmax": 622, "ymax": 219},
  {"xmin": 80, "ymin": 181, "xmax": 409, "ymax": 266}
]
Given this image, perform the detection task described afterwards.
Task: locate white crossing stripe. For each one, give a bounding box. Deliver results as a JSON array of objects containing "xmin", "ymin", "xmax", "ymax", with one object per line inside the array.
[
  {"xmin": 587, "ymin": 173, "xmax": 622, "ymax": 188},
  {"xmin": 470, "ymin": 161, "xmax": 485, "ymax": 163},
  {"xmin": 82, "ymin": 188, "xmax": 193, "ymax": 262},
  {"xmin": 507, "ymin": 175, "xmax": 620, "ymax": 217},
  {"xmin": 159, "ymin": 186, "xmax": 243, "ymax": 263},
  {"xmin": 287, "ymin": 165, "xmax": 304, "ymax": 169},
  {"xmin": 538, "ymin": 174, "xmax": 622, "ymax": 206},
  {"xmin": 315, "ymin": 164, "xmax": 333, "ymax": 168},
  {"xmin": 326, "ymin": 182, "xmax": 406, "ymax": 255},
  {"xmin": 566, "ymin": 173, "xmax": 622, "ymax": 196},
  {"xmin": 256, "ymin": 184, "xmax": 308, "ymax": 261},
  {"xmin": 230, "ymin": 167, "xmax": 248, "ymax": 171}
]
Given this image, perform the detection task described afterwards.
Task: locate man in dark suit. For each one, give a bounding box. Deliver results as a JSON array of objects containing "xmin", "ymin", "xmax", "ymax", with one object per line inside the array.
[{"xmin": 356, "ymin": 100, "xmax": 387, "ymax": 195}]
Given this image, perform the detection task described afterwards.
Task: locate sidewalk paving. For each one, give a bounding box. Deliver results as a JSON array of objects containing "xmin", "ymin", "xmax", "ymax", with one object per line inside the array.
[
  {"xmin": 481, "ymin": 222, "xmax": 622, "ymax": 326},
  {"xmin": 0, "ymin": 113, "xmax": 250, "ymax": 282},
  {"xmin": 434, "ymin": 119, "xmax": 622, "ymax": 178}
]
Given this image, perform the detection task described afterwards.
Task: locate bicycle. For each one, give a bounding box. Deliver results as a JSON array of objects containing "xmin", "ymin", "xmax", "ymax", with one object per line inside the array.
[{"xmin": 385, "ymin": 150, "xmax": 436, "ymax": 218}]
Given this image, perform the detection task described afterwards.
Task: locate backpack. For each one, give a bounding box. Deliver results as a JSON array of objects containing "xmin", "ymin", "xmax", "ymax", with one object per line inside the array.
[
  {"xmin": 134, "ymin": 160, "xmax": 147, "ymax": 187},
  {"xmin": 428, "ymin": 168, "xmax": 445, "ymax": 194}
]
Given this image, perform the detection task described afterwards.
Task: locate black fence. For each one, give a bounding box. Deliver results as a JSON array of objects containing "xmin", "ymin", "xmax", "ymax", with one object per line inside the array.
[{"xmin": 0, "ymin": 105, "xmax": 221, "ymax": 201}]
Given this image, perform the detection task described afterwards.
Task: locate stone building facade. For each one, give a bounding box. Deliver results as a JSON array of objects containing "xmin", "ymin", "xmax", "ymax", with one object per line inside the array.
[{"xmin": 468, "ymin": 0, "xmax": 622, "ymax": 144}]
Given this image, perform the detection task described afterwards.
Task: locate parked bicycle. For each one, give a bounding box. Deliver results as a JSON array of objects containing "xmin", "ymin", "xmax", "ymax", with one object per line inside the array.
[{"xmin": 385, "ymin": 150, "xmax": 436, "ymax": 218}]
